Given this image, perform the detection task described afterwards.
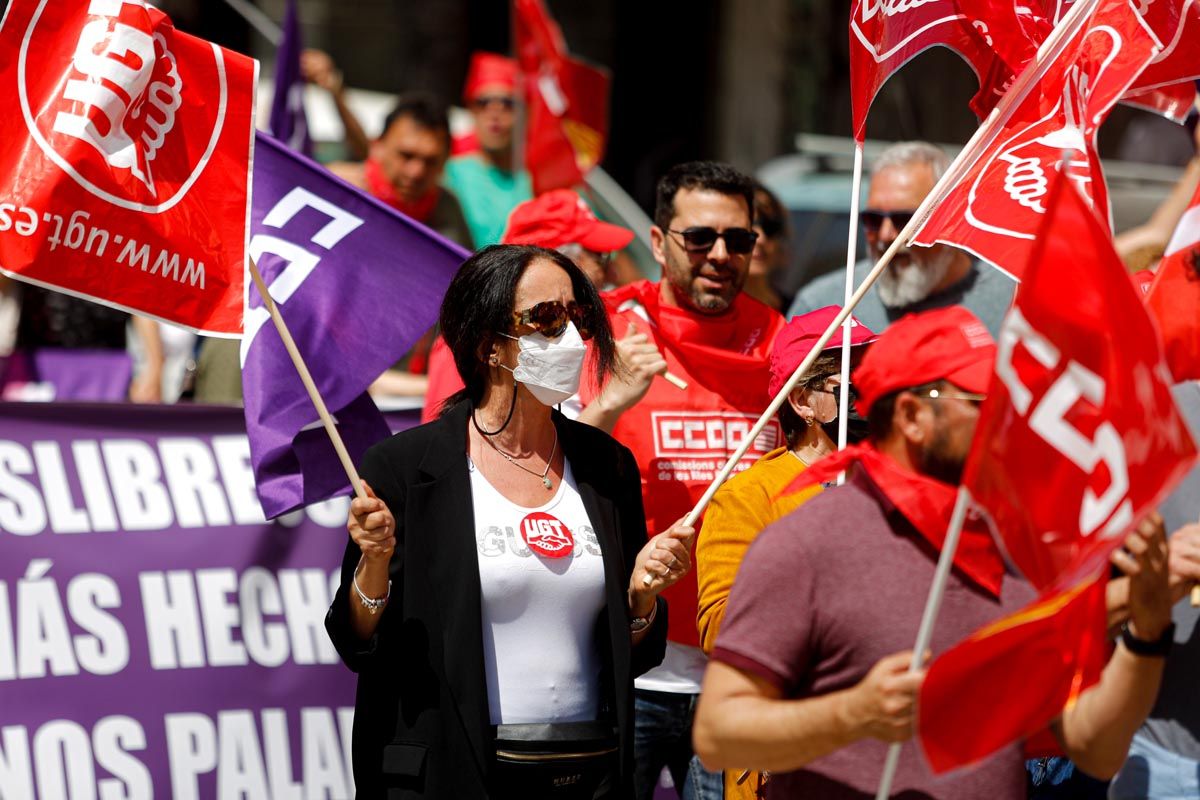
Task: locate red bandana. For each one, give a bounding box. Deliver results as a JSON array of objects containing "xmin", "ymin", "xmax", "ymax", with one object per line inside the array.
[
  {"xmin": 602, "ymin": 280, "xmax": 783, "ymax": 412},
  {"xmin": 781, "ymin": 443, "xmax": 1005, "ymax": 597},
  {"xmin": 364, "ymin": 157, "xmax": 439, "ymax": 223}
]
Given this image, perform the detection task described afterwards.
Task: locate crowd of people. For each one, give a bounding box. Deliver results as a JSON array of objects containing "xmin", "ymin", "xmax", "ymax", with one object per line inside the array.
[{"xmin": 3, "ymin": 42, "xmax": 1199, "ymax": 800}]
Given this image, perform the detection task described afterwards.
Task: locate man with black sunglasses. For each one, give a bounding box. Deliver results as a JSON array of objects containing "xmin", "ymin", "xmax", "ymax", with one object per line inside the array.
[
  {"xmin": 787, "ymin": 141, "xmax": 1015, "ymax": 337},
  {"xmin": 578, "ymin": 161, "xmax": 787, "ymax": 800},
  {"xmin": 444, "ymin": 52, "xmax": 533, "ymax": 247}
]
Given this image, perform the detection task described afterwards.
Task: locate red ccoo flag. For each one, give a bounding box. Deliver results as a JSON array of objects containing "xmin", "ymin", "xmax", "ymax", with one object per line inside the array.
[
  {"xmin": 1127, "ymin": 0, "xmax": 1200, "ymax": 96},
  {"xmin": 1145, "ymin": 178, "xmax": 1200, "ymax": 381},
  {"xmin": 0, "ymin": 0, "xmax": 257, "ymax": 336},
  {"xmin": 513, "ymin": 0, "xmax": 610, "ymax": 195},
  {"xmin": 911, "ymin": 0, "xmax": 1161, "ymax": 282},
  {"xmin": 965, "ymin": 172, "xmax": 1196, "ymax": 590},
  {"xmin": 916, "ymin": 171, "xmax": 1197, "ymax": 774}
]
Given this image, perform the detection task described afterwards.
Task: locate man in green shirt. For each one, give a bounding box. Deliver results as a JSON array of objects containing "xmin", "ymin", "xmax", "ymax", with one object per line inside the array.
[{"xmin": 444, "ymin": 52, "xmax": 533, "ymax": 247}]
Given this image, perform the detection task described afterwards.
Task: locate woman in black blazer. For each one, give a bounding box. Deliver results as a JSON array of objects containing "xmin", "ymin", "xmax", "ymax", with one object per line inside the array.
[{"xmin": 326, "ymin": 245, "xmax": 693, "ymax": 799}]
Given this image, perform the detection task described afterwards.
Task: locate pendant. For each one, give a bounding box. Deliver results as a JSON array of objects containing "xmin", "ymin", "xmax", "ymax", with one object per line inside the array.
[{"xmin": 542, "ymin": 476, "xmax": 553, "ymax": 490}]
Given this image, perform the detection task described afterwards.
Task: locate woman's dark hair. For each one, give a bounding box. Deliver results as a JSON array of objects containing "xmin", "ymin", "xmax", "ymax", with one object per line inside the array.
[
  {"xmin": 778, "ymin": 352, "xmax": 840, "ymax": 447},
  {"xmin": 752, "ymin": 180, "xmax": 790, "ymax": 240},
  {"xmin": 438, "ymin": 244, "xmax": 617, "ymax": 415}
]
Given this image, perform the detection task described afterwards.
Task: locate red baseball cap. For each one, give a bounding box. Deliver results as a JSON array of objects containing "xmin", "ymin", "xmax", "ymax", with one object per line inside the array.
[
  {"xmin": 463, "ymin": 52, "xmax": 517, "ymax": 102},
  {"xmin": 768, "ymin": 306, "xmax": 878, "ymax": 397},
  {"xmin": 853, "ymin": 305, "xmax": 996, "ymax": 418},
  {"xmin": 501, "ymin": 190, "xmax": 635, "ymax": 252}
]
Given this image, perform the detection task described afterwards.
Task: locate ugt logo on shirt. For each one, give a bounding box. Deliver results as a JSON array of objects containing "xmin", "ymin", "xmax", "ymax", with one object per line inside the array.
[
  {"xmin": 520, "ymin": 512, "xmax": 575, "ymax": 559},
  {"xmin": 18, "ymin": 0, "xmax": 233, "ymax": 211}
]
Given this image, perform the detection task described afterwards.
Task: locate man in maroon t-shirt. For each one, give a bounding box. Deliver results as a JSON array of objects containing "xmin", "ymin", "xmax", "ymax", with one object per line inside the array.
[{"xmin": 692, "ymin": 306, "xmax": 1174, "ymax": 799}]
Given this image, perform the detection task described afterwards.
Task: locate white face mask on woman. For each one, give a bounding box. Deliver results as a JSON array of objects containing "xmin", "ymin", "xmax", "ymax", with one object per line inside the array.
[{"xmin": 499, "ymin": 321, "xmax": 588, "ymax": 406}]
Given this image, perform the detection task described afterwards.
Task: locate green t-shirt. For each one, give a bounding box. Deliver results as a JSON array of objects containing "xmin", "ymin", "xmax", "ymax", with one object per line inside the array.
[{"xmin": 443, "ymin": 155, "xmax": 533, "ymax": 247}]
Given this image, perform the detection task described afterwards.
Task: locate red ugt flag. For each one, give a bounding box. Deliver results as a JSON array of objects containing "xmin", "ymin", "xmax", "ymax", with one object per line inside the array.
[
  {"xmin": 1145, "ymin": 178, "xmax": 1200, "ymax": 381},
  {"xmin": 916, "ymin": 173, "xmax": 1197, "ymax": 774},
  {"xmin": 0, "ymin": 0, "xmax": 257, "ymax": 336},
  {"xmin": 514, "ymin": 0, "xmax": 610, "ymax": 195},
  {"xmin": 911, "ymin": 0, "xmax": 1161, "ymax": 282}
]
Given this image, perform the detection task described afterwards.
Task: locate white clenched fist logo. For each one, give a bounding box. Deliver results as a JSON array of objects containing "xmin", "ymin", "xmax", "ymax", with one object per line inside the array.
[{"xmin": 53, "ymin": 1, "xmax": 182, "ymax": 195}]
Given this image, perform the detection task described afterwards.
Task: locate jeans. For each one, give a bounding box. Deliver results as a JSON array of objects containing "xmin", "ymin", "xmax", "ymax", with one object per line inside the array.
[
  {"xmin": 633, "ymin": 689, "xmax": 723, "ymax": 800},
  {"xmin": 1109, "ymin": 735, "xmax": 1200, "ymax": 799},
  {"xmin": 1027, "ymin": 756, "xmax": 1109, "ymax": 799}
]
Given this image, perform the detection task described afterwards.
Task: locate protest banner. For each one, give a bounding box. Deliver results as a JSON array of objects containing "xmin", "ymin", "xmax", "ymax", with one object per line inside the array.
[
  {"xmin": 0, "ymin": 0, "xmax": 257, "ymax": 336},
  {"xmin": 0, "ymin": 401, "xmax": 417, "ymax": 799}
]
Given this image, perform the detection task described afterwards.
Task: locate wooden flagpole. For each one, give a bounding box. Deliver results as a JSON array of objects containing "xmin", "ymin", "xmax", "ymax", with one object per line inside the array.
[{"xmin": 247, "ymin": 257, "xmax": 369, "ymax": 505}]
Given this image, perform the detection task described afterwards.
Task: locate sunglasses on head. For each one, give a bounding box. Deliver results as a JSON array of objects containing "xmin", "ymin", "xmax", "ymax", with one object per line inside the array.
[
  {"xmin": 511, "ymin": 300, "xmax": 593, "ymax": 340},
  {"xmin": 860, "ymin": 209, "xmax": 916, "ymax": 234},
  {"xmin": 471, "ymin": 95, "xmax": 515, "ymax": 111},
  {"xmin": 666, "ymin": 226, "xmax": 759, "ymax": 255}
]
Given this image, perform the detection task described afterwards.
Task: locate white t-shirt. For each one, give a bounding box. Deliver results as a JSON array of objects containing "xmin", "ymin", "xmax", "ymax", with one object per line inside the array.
[{"xmin": 470, "ymin": 456, "xmax": 607, "ymax": 725}]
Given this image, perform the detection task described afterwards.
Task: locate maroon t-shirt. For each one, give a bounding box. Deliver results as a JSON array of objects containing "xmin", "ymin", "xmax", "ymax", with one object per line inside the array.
[{"xmin": 712, "ymin": 470, "xmax": 1037, "ymax": 800}]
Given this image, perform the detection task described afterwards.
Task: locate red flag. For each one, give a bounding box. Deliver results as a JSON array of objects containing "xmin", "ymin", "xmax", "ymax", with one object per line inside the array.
[
  {"xmin": 965, "ymin": 173, "xmax": 1196, "ymax": 591},
  {"xmin": 915, "ymin": 174, "xmax": 1196, "ymax": 774},
  {"xmin": 1122, "ymin": 81, "xmax": 1199, "ymax": 122},
  {"xmin": 912, "ymin": 0, "xmax": 1161, "ymax": 282},
  {"xmin": 849, "ymin": 0, "xmax": 1036, "ymax": 140},
  {"xmin": 1145, "ymin": 179, "xmax": 1200, "ymax": 380},
  {"xmin": 0, "ymin": 0, "xmax": 256, "ymax": 336},
  {"xmin": 1127, "ymin": 0, "xmax": 1200, "ymax": 94},
  {"xmin": 513, "ymin": 0, "xmax": 610, "ymax": 195},
  {"xmin": 918, "ymin": 567, "xmax": 1109, "ymax": 773}
]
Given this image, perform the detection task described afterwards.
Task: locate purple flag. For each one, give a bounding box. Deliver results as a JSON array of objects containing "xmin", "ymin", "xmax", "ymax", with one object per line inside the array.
[
  {"xmin": 268, "ymin": 0, "xmax": 313, "ymax": 156},
  {"xmin": 244, "ymin": 132, "xmax": 468, "ymax": 518}
]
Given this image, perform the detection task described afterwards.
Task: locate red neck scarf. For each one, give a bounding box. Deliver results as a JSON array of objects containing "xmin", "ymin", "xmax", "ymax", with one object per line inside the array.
[
  {"xmin": 364, "ymin": 157, "xmax": 439, "ymax": 222},
  {"xmin": 782, "ymin": 443, "xmax": 1006, "ymax": 597},
  {"xmin": 603, "ymin": 280, "xmax": 784, "ymax": 411}
]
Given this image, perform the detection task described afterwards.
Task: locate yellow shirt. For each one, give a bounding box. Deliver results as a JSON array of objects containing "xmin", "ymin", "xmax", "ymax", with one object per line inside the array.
[{"xmin": 695, "ymin": 446, "xmax": 821, "ymax": 800}]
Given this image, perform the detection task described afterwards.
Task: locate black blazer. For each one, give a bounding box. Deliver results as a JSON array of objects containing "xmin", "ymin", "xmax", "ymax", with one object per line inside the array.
[{"xmin": 326, "ymin": 402, "xmax": 667, "ymax": 799}]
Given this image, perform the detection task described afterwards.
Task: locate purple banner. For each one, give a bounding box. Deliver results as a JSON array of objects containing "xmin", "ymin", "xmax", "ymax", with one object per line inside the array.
[
  {"xmin": 243, "ymin": 132, "xmax": 467, "ymax": 519},
  {"xmin": 0, "ymin": 402, "xmax": 417, "ymax": 798},
  {"xmin": 1, "ymin": 349, "xmax": 132, "ymax": 402}
]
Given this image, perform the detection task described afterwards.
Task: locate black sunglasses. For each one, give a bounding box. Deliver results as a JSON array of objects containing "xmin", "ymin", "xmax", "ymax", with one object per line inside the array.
[
  {"xmin": 512, "ymin": 300, "xmax": 593, "ymax": 340},
  {"xmin": 755, "ymin": 216, "xmax": 785, "ymax": 239},
  {"xmin": 860, "ymin": 209, "xmax": 916, "ymax": 234},
  {"xmin": 666, "ymin": 226, "xmax": 759, "ymax": 255},
  {"xmin": 471, "ymin": 95, "xmax": 515, "ymax": 111}
]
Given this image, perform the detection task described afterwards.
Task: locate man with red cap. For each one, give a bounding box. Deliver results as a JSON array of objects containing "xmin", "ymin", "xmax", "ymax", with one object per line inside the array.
[
  {"xmin": 419, "ymin": 189, "xmax": 634, "ymax": 422},
  {"xmin": 444, "ymin": 52, "xmax": 533, "ymax": 247},
  {"xmin": 691, "ymin": 305, "xmax": 1174, "ymax": 799},
  {"xmin": 695, "ymin": 306, "xmax": 876, "ymax": 800}
]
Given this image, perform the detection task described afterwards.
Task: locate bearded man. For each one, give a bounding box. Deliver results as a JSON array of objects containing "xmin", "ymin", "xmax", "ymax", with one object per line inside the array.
[{"xmin": 788, "ymin": 141, "xmax": 1015, "ymax": 336}]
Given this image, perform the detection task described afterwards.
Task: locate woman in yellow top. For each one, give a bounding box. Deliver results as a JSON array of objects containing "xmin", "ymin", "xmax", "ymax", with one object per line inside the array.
[{"xmin": 695, "ymin": 306, "xmax": 876, "ymax": 800}]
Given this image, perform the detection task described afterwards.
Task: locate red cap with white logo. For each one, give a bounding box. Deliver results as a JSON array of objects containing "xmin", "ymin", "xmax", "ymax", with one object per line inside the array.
[{"xmin": 853, "ymin": 305, "xmax": 996, "ymax": 417}]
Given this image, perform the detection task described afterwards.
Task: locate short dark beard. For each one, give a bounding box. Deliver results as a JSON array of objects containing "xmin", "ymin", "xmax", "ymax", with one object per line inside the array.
[{"xmin": 919, "ymin": 420, "xmax": 965, "ymax": 485}]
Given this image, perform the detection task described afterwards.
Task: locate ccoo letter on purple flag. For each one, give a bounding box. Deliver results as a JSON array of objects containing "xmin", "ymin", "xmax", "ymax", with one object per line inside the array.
[{"xmin": 244, "ymin": 132, "xmax": 468, "ymax": 518}]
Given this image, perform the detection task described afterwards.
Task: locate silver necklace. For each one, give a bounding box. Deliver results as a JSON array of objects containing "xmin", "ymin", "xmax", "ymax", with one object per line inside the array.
[{"xmin": 479, "ymin": 424, "xmax": 559, "ymax": 490}]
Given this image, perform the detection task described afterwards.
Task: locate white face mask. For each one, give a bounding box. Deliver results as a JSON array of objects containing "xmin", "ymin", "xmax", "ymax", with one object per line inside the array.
[{"xmin": 500, "ymin": 321, "xmax": 588, "ymax": 406}]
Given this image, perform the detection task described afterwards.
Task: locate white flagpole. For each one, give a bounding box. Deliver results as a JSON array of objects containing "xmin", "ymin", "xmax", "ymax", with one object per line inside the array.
[
  {"xmin": 247, "ymin": 258, "xmax": 369, "ymax": 505},
  {"xmin": 836, "ymin": 142, "xmax": 866, "ymax": 484},
  {"xmin": 638, "ymin": 0, "xmax": 1100, "ymax": 588},
  {"xmin": 222, "ymin": 0, "xmax": 283, "ymax": 46},
  {"xmin": 874, "ymin": 486, "xmax": 973, "ymax": 800}
]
